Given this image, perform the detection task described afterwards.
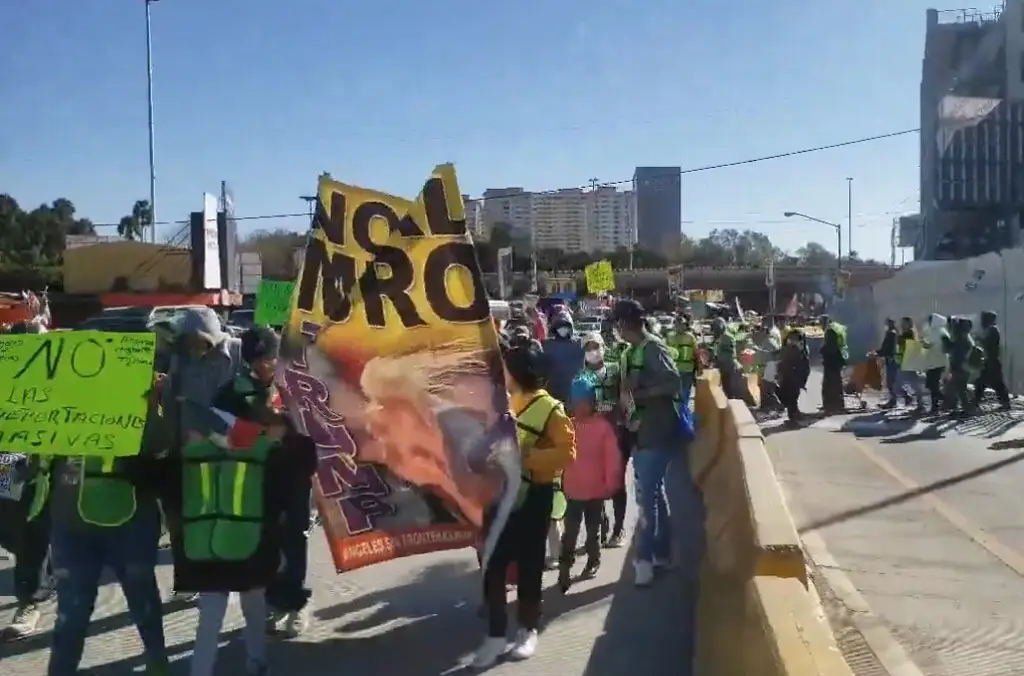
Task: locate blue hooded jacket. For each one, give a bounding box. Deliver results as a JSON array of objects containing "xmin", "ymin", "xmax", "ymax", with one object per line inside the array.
[{"xmin": 542, "ymin": 314, "xmax": 584, "ymax": 403}]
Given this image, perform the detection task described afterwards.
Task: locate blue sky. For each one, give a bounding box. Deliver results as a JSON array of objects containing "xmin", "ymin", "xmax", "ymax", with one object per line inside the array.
[{"xmin": 4, "ymin": 0, "xmax": 953, "ymax": 262}]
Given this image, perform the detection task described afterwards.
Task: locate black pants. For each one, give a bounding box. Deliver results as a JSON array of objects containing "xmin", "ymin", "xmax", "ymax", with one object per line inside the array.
[
  {"xmin": 483, "ymin": 482, "xmax": 554, "ymax": 636},
  {"xmin": 974, "ymin": 359, "xmax": 1010, "ymax": 407},
  {"xmin": 611, "ymin": 427, "xmax": 633, "ymax": 533},
  {"xmin": 925, "ymin": 368, "xmax": 945, "ymax": 410},
  {"xmin": 0, "ymin": 485, "xmax": 53, "ymax": 606},
  {"xmin": 266, "ymin": 483, "xmax": 313, "ymax": 612},
  {"xmin": 777, "ymin": 383, "xmax": 801, "ymax": 421},
  {"xmin": 559, "ymin": 499, "xmax": 603, "ymax": 569},
  {"xmin": 821, "ymin": 365, "xmax": 845, "ymax": 411}
]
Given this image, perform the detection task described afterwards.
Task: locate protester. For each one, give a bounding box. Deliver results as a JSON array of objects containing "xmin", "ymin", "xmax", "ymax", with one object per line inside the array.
[
  {"xmin": 159, "ymin": 326, "xmax": 316, "ymax": 676},
  {"xmin": 666, "ymin": 314, "xmax": 698, "ymax": 411},
  {"xmin": 0, "ymin": 453, "xmax": 54, "ymax": 641},
  {"xmin": 884, "ymin": 316, "xmax": 927, "ymax": 414},
  {"xmin": 945, "ymin": 317, "xmax": 976, "ymax": 413},
  {"xmin": 474, "ymin": 339, "xmax": 576, "ymax": 668},
  {"xmin": 818, "ymin": 314, "xmax": 848, "ymax": 414},
  {"xmin": 558, "ymin": 378, "xmax": 621, "ymax": 592},
  {"xmin": 541, "ymin": 313, "xmax": 584, "ymax": 405},
  {"xmin": 159, "ymin": 307, "xmax": 243, "ymax": 602},
  {"xmin": 975, "ymin": 310, "xmax": 1010, "ymax": 410},
  {"xmin": 874, "ymin": 318, "xmax": 901, "ymax": 406},
  {"xmin": 921, "ymin": 314, "xmax": 950, "ymax": 414},
  {"xmin": 612, "ymin": 300, "xmax": 687, "ymax": 586},
  {"xmin": 776, "ymin": 329, "xmax": 810, "ymax": 425}
]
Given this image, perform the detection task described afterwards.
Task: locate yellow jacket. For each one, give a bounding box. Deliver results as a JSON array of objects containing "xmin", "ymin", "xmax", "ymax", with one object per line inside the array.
[{"xmin": 510, "ymin": 389, "xmax": 576, "ymax": 483}]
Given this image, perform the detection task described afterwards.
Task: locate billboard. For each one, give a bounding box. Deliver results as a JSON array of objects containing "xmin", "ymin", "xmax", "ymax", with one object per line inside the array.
[
  {"xmin": 898, "ymin": 214, "xmax": 922, "ymax": 248},
  {"xmin": 218, "ymin": 182, "xmax": 240, "ymax": 292}
]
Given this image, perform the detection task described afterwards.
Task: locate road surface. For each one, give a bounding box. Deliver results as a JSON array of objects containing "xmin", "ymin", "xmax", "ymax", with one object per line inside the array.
[
  {"xmin": 765, "ymin": 371, "xmax": 1024, "ymax": 675},
  {"xmin": 0, "ymin": 467, "xmax": 697, "ymax": 675}
]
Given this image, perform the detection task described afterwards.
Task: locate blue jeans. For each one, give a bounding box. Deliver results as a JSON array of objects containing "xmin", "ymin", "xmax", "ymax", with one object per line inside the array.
[
  {"xmin": 48, "ymin": 503, "xmax": 166, "ymax": 676},
  {"xmin": 679, "ymin": 371, "xmax": 695, "ymax": 412},
  {"xmin": 633, "ymin": 448, "xmax": 675, "ymax": 563}
]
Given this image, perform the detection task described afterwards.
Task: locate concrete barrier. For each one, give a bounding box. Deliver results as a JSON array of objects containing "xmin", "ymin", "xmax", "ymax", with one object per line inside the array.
[{"xmin": 692, "ymin": 371, "xmax": 852, "ymax": 675}]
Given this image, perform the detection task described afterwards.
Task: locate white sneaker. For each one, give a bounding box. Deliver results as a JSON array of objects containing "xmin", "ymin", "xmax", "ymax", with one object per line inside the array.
[
  {"xmin": 281, "ymin": 607, "xmax": 310, "ymax": 638},
  {"xmin": 634, "ymin": 559, "xmax": 655, "ymax": 586},
  {"xmin": 507, "ymin": 628, "xmax": 538, "ymax": 660},
  {"xmin": 2, "ymin": 604, "xmax": 40, "ymax": 640},
  {"xmin": 471, "ymin": 636, "xmax": 508, "ymax": 668}
]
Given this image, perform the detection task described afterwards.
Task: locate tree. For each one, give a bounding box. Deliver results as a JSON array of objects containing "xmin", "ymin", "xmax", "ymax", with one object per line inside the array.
[
  {"xmin": 0, "ymin": 194, "xmax": 97, "ymax": 287},
  {"xmin": 117, "ymin": 200, "xmax": 152, "ymax": 241},
  {"xmin": 793, "ymin": 241, "xmax": 838, "ymax": 268}
]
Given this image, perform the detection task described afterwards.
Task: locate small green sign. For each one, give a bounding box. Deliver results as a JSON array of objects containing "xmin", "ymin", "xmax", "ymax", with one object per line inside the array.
[{"xmin": 253, "ymin": 280, "xmax": 295, "ymax": 327}]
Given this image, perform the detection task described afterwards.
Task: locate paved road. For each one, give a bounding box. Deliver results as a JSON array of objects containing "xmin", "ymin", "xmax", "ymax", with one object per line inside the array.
[
  {"xmin": 765, "ymin": 372, "xmax": 1024, "ymax": 676},
  {"xmin": 0, "ymin": 465, "xmax": 697, "ymax": 675}
]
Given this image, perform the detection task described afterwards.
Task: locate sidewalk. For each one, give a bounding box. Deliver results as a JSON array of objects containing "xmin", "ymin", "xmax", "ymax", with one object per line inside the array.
[
  {"xmin": 765, "ymin": 374, "xmax": 1024, "ymax": 675},
  {"xmin": 0, "ymin": 463, "xmax": 698, "ymax": 675}
]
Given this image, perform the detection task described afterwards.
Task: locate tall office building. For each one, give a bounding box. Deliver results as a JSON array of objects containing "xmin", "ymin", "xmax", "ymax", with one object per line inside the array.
[
  {"xmin": 634, "ymin": 167, "xmax": 681, "ymax": 252},
  {"xmin": 919, "ymin": 4, "xmax": 1024, "ymax": 260}
]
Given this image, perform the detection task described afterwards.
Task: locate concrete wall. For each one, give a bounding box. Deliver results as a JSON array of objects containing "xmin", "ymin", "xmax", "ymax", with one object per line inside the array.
[
  {"xmin": 63, "ymin": 242, "xmax": 193, "ymax": 294},
  {"xmin": 692, "ymin": 373, "xmax": 852, "ymax": 675}
]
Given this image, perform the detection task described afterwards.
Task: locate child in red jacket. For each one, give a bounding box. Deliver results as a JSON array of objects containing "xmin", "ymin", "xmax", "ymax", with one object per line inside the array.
[{"xmin": 558, "ymin": 378, "xmax": 622, "ymax": 592}]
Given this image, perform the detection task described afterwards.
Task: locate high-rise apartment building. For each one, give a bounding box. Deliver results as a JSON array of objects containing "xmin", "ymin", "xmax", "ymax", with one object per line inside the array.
[
  {"xmin": 481, "ymin": 188, "xmax": 533, "ymax": 241},
  {"xmin": 587, "ymin": 186, "xmax": 635, "ymax": 252},
  {"xmin": 532, "ymin": 189, "xmax": 587, "ymax": 252},
  {"xmin": 634, "ymin": 167, "xmax": 681, "ymax": 252}
]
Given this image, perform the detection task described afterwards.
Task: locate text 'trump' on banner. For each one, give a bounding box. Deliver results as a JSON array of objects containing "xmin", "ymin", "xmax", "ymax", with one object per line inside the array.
[{"xmin": 278, "ymin": 165, "xmax": 520, "ymax": 573}]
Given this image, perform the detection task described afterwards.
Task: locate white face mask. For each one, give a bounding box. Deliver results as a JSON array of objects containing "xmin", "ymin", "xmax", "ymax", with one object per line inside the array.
[
  {"xmin": 585, "ymin": 349, "xmax": 603, "ymax": 365},
  {"xmin": 556, "ymin": 326, "xmax": 571, "ymax": 338}
]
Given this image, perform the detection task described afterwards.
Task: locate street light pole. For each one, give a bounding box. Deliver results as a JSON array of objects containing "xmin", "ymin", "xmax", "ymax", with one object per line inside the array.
[
  {"xmin": 145, "ymin": 0, "xmax": 157, "ymax": 243},
  {"xmin": 783, "ymin": 211, "xmax": 842, "ymax": 282},
  {"xmin": 846, "ymin": 177, "xmax": 853, "ymax": 263}
]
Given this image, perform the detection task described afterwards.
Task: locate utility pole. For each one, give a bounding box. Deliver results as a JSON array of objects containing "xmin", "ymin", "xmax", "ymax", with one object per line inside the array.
[
  {"xmin": 890, "ymin": 217, "xmax": 897, "ymax": 269},
  {"xmin": 145, "ymin": 0, "xmax": 158, "ymax": 243},
  {"xmin": 299, "ymin": 195, "xmax": 317, "ymax": 227},
  {"xmin": 587, "ymin": 178, "xmax": 599, "ymax": 259},
  {"xmin": 846, "ymin": 177, "xmax": 853, "ymax": 263}
]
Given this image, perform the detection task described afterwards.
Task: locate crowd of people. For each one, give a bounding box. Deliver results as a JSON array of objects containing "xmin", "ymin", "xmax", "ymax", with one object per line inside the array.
[{"xmin": 0, "ymin": 299, "xmax": 706, "ymax": 673}]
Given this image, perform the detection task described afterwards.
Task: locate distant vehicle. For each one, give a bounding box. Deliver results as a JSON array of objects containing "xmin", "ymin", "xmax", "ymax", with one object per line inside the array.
[
  {"xmin": 76, "ymin": 304, "xmax": 217, "ymax": 333},
  {"xmin": 575, "ymin": 316, "xmax": 602, "ymax": 336},
  {"xmin": 228, "ymin": 308, "xmax": 255, "ymax": 330}
]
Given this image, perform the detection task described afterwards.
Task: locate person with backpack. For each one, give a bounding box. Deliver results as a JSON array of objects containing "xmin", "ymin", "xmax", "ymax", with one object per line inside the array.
[{"xmin": 611, "ymin": 300, "xmax": 687, "ymax": 587}]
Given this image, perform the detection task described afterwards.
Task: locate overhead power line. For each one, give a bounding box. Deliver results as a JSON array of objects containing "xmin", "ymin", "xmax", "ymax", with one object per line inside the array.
[{"xmin": 88, "ymin": 126, "xmax": 920, "ymax": 229}]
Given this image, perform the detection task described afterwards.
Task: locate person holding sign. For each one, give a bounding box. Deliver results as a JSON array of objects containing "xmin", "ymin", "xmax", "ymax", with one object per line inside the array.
[{"xmin": 32, "ymin": 331, "xmax": 170, "ymax": 676}]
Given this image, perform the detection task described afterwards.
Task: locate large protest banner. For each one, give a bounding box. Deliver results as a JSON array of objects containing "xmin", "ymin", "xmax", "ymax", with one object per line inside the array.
[
  {"xmin": 0, "ymin": 331, "xmax": 156, "ymax": 456},
  {"xmin": 278, "ymin": 165, "xmax": 520, "ymax": 572}
]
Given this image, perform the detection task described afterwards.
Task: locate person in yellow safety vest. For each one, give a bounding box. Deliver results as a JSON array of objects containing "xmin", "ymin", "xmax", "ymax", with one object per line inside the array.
[
  {"xmin": 0, "ymin": 452, "xmax": 55, "ymax": 640},
  {"xmin": 35, "ymin": 437, "xmax": 170, "ymax": 674},
  {"xmin": 473, "ymin": 337, "xmax": 576, "ymax": 669},
  {"xmin": 666, "ymin": 314, "xmax": 698, "ymax": 411},
  {"xmin": 818, "ymin": 314, "xmax": 849, "ymax": 413}
]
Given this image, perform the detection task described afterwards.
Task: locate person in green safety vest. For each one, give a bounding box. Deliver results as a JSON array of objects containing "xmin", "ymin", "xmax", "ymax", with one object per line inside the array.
[
  {"xmin": 818, "ymin": 314, "xmax": 849, "ymax": 413},
  {"xmin": 473, "ymin": 338, "xmax": 576, "ymax": 669},
  {"xmin": 666, "ymin": 314, "xmax": 698, "ymax": 411},
  {"xmin": 160, "ymin": 326, "xmax": 316, "ymax": 676},
  {"xmin": 709, "ymin": 316, "xmax": 755, "ymax": 405},
  {"xmin": 40, "ymin": 363, "xmax": 170, "ymax": 674}
]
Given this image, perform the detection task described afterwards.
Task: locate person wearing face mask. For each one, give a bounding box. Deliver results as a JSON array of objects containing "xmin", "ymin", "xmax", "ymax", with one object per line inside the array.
[{"xmin": 541, "ymin": 314, "xmax": 585, "ymax": 405}]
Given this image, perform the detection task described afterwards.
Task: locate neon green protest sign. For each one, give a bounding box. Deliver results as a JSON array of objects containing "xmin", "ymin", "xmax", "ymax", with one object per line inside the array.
[{"xmin": 0, "ymin": 331, "xmax": 156, "ymax": 456}]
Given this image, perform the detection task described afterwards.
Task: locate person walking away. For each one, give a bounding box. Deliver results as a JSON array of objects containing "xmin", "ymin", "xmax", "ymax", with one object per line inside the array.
[
  {"xmin": 0, "ymin": 453, "xmax": 54, "ymax": 641},
  {"xmin": 883, "ymin": 317, "xmax": 927, "ymax": 414},
  {"xmin": 776, "ymin": 330, "xmax": 811, "ymax": 426},
  {"xmin": 874, "ymin": 318, "xmax": 903, "ymax": 407},
  {"xmin": 612, "ymin": 300, "xmax": 696, "ymax": 587},
  {"xmin": 666, "ymin": 314, "xmax": 698, "ymax": 412},
  {"xmin": 159, "ymin": 308, "xmax": 243, "ymax": 603},
  {"xmin": 818, "ymin": 315, "xmax": 848, "ymax": 414},
  {"xmin": 974, "ymin": 310, "xmax": 1011, "ymax": 410},
  {"xmin": 542, "ymin": 314, "xmax": 584, "ymax": 405},
  {"xmin": 708, "ymin": 317, "xmax": 753, "ymax": 405},
  {"xmin": 945, "ymin": 318, "xmax": 975, "ymax": 414},
  {"xmin": 161, "ymin": 327, "xmax": 315, "ymax": 676},
  {"xmin": 43, "ymin": 396, "xmax": 170, "ymax": 674},
  {"xmin": 558, "ymin": 378, "xmax": 622, "ymax": 592},
  {"xmin": 473, "ymin": 339, "xmax": 576, "ymax": 668},
  {"xmin": 921, "ymin": 314, "xmax": 950, "ymax": 414},
  {"xmin": 595, "ymin": 323, "xmax": 633, "ymax": 547}
]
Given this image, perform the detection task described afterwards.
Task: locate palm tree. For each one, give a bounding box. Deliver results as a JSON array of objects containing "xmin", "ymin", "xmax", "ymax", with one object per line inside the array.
[{"xmin": 117, "ymin": 200, "xmax": 152, "ymax": 241}]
